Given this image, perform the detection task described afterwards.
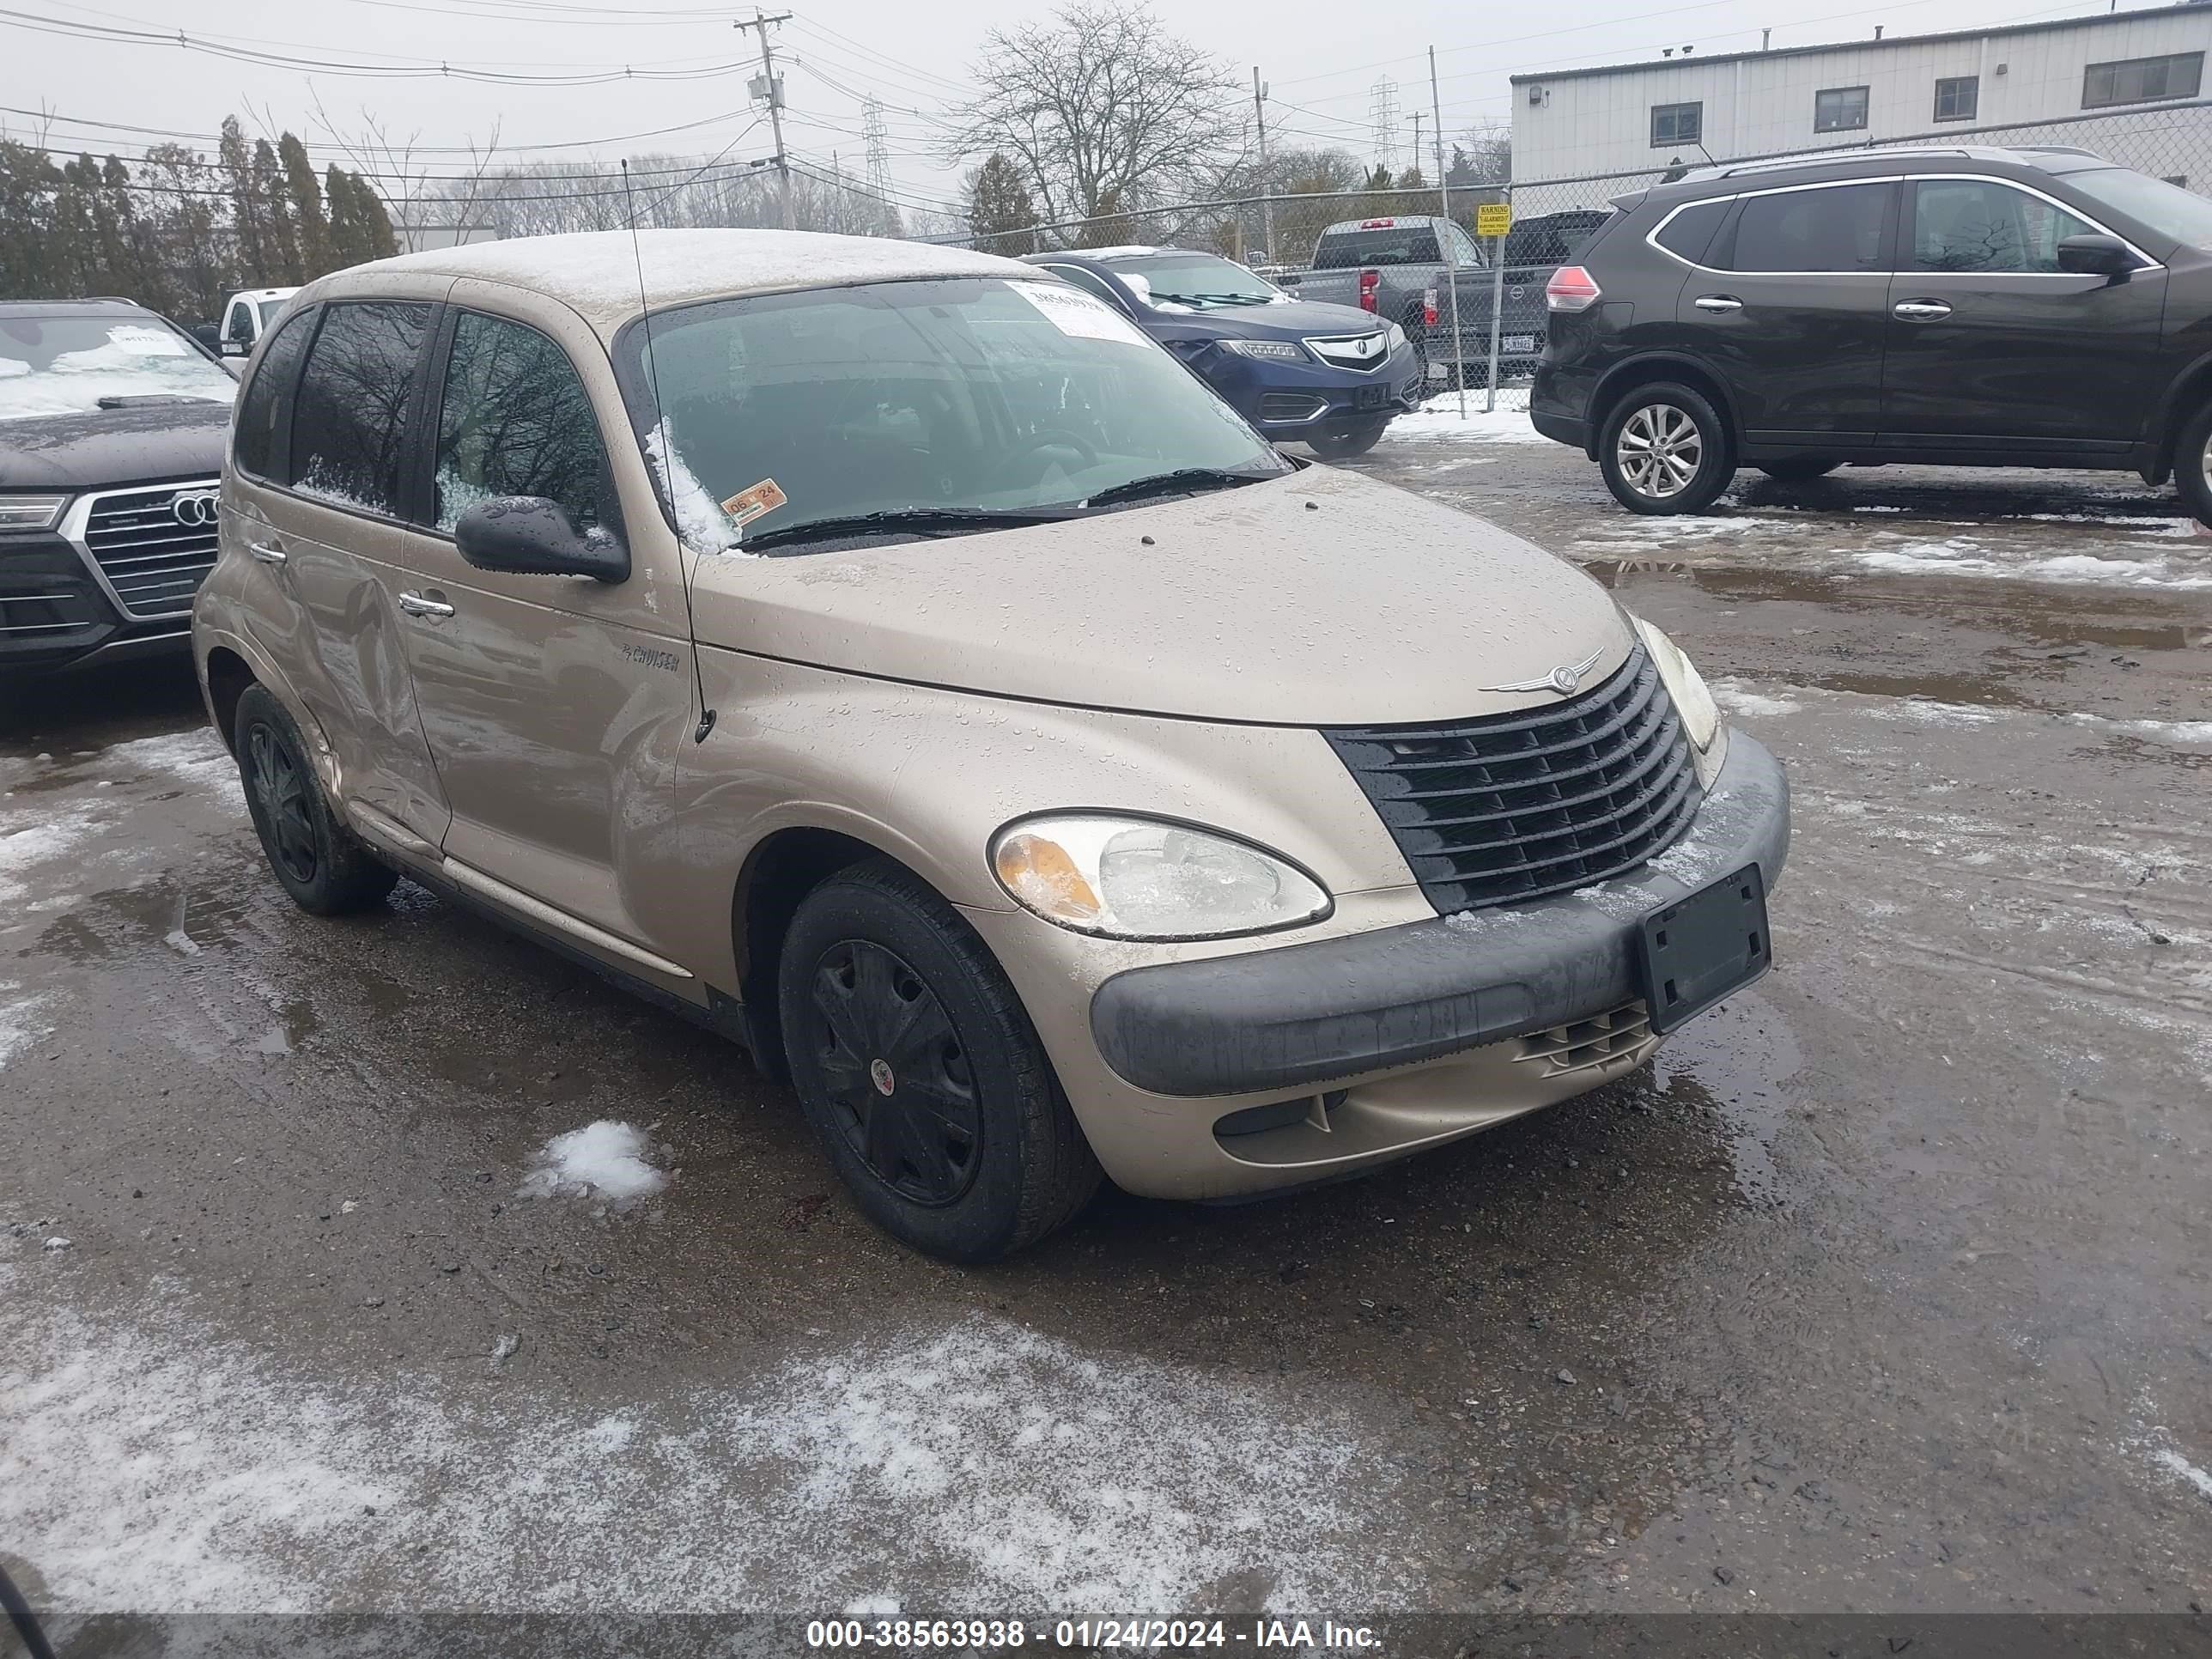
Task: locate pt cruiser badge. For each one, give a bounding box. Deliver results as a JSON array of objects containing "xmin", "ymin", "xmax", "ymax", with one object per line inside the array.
[{"xmin": 1483, "ymin": 643, "xmax": 1607, "ymax": 696}]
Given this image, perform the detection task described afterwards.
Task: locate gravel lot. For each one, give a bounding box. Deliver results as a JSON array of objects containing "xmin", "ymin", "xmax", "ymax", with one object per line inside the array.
[{"xmin": 4, "ymin": 407, "xmax": 2209, "ymax": 1638}]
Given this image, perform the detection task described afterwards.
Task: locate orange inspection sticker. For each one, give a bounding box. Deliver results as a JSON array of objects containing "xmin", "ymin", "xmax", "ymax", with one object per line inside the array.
[{"xmin": 720, "ymin": 477, "xmax": 787, "ymax": 528}]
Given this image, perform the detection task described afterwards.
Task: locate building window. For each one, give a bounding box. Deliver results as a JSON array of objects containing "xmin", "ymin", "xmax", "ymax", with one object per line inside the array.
[
  {"xmin": 1650, "ymin": 101, "xmax": 1702, "ymax": 147},
  {"xmin": 1814, "ymin": 86, "xmax": 1870, "ymax": 132},
  {"xmin": 2082, "ymin": 51, "xmax": 2203, "ymax": 108},
  {"xmin": 1933, "ymin": 76, "xmax": 1978, "ymax": 122}
]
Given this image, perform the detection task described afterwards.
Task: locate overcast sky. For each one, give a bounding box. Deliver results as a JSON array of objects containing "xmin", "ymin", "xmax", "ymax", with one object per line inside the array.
[{"xmin": 0, "ymin": 0, "xmax": 2141, "ymax": 214}]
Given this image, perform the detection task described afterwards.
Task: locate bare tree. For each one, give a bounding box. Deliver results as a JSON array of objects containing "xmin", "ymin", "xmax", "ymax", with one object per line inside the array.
[
  {"xmin": 310, "ymin": 92, "xmax": 501, "ymax": 250},
  {"xmin": 946, "ymin": 1, "xmax": 1243, "ymax": 227},
  {"xmin": 1450, "ymin": 120, "xmax": 1512, "ymax": 189}
]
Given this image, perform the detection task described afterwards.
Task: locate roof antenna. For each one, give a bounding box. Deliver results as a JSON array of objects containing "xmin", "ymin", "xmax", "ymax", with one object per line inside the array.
[{"xmin": 621, "ymin": 158, "xmax": 716, "ymax": 744}]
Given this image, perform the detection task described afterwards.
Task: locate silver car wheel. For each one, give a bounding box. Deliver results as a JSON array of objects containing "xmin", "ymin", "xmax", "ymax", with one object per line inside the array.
[{"xmin": 1616, "ymin": 403, "xmax": 1703, "ymax": 500}]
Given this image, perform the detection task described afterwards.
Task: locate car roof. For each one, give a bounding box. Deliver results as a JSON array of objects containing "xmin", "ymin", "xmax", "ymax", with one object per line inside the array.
[
  {"xmin": 0, "ymin": 297, "xmax": 154, "ymax": 316},
  {"xmin": 230, "ymin": 287, "xmax": 299, "ymax": 302},
  {"xmin": 1644, "ymin": 143, "xmax": 2118, "ymax": 204},
  {"xmin": 331, "ymin": 228, "xmax": 1036, "ymax": 335},
  {"xmin": 1022, "ymin": 246, "xmax": 1238, "ymax": 266}
]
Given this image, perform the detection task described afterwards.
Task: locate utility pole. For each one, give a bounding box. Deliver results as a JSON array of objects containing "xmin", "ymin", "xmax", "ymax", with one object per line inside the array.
[
  {"xmin": 1430, "ymin": 46, "xmax": 1465, "ymax": 419},
  {"xmin": 1411, "ymin": 111, "xmax": 1424, "ymax": 179},
  {"xmin": 736, "ymin": 9, "xmax": 795, "ymax": 230},
  {"xmin": 1253, "ymin": 66, "xmax": 1273, "ymax": 264}
]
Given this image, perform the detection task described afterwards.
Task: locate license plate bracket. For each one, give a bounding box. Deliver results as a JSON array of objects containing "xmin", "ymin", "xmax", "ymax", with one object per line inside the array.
[
  {"xmin": 1636, "ymin": 864, "xmax": 1771, "ymax": 1033},
  {"xmin": 1503, "ymin": 333, "xmax": 1538, "ymax": 353}
]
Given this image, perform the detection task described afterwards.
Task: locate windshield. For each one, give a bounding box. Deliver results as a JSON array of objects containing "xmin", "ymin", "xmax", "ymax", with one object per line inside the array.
[
  {"xmin": 2064, "ymin": 167, "xmax": 2212, "ymax": 255},
  {"xmin": 623, "ymin": 276, "xmax": 1289, "ymax": 554},
  {"xmin": 256, "ymin": 298, "xmax": 290, "ymax": 327},
  {"xmin": 1109, "ymin": 254, "xmax": 1285, "ymax": 309},
  {"xmin": 0, "ymin": 315, "xmax": 234, "ymax": 422}
]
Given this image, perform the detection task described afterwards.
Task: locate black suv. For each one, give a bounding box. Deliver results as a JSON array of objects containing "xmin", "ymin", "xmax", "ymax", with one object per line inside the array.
[
  {"xmin": 0, "ymin": 298, "xmax": 237, "ymax": 677},
  {"xmin": 1529, "ymin": 146, "xmax": 2212, "ymax": 522}
]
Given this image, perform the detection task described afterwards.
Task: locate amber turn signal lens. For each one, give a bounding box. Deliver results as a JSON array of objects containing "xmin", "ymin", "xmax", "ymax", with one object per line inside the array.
[{"xmin": 994, "ymin": 833, "xmax": 1103, "ymax": 925}]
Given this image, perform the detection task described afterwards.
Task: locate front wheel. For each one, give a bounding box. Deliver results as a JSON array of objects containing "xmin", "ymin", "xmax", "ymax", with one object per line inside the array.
[
  {"xmin": 1308, "ymin": 419, "xmax": 1389, "ymax": 460},
  {"xmin": 777, "ymin": 858, "xmax": 1102, "ymax": 1261},
  {"xmin": 2174, "ymin": 400, "xmax": 2212, "ymax": 529},
  {"xmin": 1598, "ymin": 382, "xmax": 1734, "ymax": 515}
]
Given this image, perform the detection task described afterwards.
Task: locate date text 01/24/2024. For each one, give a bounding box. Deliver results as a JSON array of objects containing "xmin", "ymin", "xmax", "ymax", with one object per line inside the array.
[{"xmin": 804, "ymin": 1618, "xmax": 1382, "ymax": 1650}]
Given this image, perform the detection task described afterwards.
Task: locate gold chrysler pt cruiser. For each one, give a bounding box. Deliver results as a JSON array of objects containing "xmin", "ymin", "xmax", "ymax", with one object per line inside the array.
[{"xmin": 193, "ymin": 229, "xmax": 1788, "ymax": 1260}]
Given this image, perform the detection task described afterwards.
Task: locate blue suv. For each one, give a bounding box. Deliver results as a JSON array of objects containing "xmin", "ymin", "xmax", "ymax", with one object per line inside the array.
[{"xmin": 1022, "ymin": 247, "xmax": 1424, "ymax": 458}]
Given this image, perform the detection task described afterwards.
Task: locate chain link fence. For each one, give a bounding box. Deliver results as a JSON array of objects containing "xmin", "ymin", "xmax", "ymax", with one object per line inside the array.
[{"xmin": 965, "ymin": 100, "xmax": 2212, "ymax": 392}]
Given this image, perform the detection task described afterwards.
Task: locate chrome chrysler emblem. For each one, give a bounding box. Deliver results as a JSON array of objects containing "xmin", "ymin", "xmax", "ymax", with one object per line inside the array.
[
  {"xmin": 1483, "ymin": 643, "xmax": 1607, "ymax": 696},
  {"xmin": 172, "ymin": 489, "xmax": 221, "ymax": 527}
]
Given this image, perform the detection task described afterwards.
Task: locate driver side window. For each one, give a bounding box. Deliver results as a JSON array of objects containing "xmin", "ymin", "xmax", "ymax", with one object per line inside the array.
[
  {"xmin": 434, "ymin": 311, "xmax": 613, "ymax": 535},
  {"xmin": 1911, "ymin": 179, "xmax": 2096, "ymax": 273},
  {"xmin": 222, "ymin": 302, "xmax": 254, "ymax": 345}
]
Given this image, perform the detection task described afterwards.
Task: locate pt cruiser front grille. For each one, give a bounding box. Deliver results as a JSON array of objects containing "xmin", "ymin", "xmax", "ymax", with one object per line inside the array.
[
  {"xmin": 1323, "ymin": 644, "xmax": 1701, "ymax": 914},
  {"xmin": 73, "ymin": 481, "xmax": 222, "ymax": 619}
]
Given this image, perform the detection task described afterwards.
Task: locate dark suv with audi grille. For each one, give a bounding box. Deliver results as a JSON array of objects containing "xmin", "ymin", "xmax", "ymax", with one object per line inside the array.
[{"xmin": 0, "ymin": 298, "xmax": 236, "ymax": 677}]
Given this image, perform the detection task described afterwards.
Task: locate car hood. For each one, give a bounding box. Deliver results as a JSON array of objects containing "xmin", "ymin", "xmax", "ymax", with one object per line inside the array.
[
  {"xmin": 684, "ymin": 466, "xmax": 1632, "ymax": 726},
  {"xmin": 1159, "ymin": 297, "xmax": 1392, "ymax": 342},
  {"xmin": 0, "ymin": 402, "xmax": 231, "ymax": 490}
]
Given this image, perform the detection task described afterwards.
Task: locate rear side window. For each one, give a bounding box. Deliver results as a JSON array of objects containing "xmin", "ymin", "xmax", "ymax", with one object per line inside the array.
[
  {"xmin": 1314, "ymin": 227, "xmax": 1442, "ymax": 269},
  {"xmin": 434, "ymin": 311, "xmax": 612, "ymax": 535},
  {"xmin": 288, "ymin": 301, "xmax": 432, "ymax": 516},
  {"xmin": 1910, "ymin": 179, "xmax": 2098, "ymax": 273},
  {"xmin": 1653, "ymin": 199, "xmax": 1731, "ymax": 264},
  {"xmin": 1722, "ymin": 182, "xmax": 1894, "ymax": 271},
  {"xmin": 232, "ymin": 308, "xmax": 313, "ymax": 480}
]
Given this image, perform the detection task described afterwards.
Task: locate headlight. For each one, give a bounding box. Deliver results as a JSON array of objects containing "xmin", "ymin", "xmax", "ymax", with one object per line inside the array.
[
  {"xmin": 1632, "ymin": 617, "xmax": 1721, "ymax": 753},
  {"xmin": 0, "ymin": 494, "xmax": 69, "ymax": 532},
  {"xmin": 1218, "ymin": 338, "xmax": 1308, "ymax": 362},
  {"xmin": 991, "ymin": 814, "xmax": 1332, "ymax": 939},
  {"xmin": 1385, "ymin": 322, "xmax": 1407, "ymax": 350}
]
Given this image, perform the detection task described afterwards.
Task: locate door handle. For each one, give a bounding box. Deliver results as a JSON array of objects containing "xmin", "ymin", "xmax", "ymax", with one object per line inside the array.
[
  {"xmin": 396, "ymin": 589, "xmax": 455, "ymax": 619},
  {"xmin": 1692, "ymin": 294, "xmax": 1743, "ymax": 313},
  {"xmin": 1893, "ymin": 299, "xmax": 1954, "ymax": 320},
  {"xmin": 247, "ymin": 541, "xmax": 287, "ymax": 567}
]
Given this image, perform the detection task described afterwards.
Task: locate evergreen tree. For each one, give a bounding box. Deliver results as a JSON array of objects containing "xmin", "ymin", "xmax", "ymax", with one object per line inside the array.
[
  {"xmin": 280, "ymin": 133, "xmax": 330, "ymax": 276},
  {"xmin": 352, "ymin": 172, "xmax": 398, "ymax": 258},
  {"xmin": 252, "ymin": 138, "xmax": 301, "ymax": 283},
  {"xmin": 966, "ymin": 152, "xmax": 1037, "ymax": 255},
  {"xmin": 219, "ymin": 116, "xmax": 266, "ymax": 284}
]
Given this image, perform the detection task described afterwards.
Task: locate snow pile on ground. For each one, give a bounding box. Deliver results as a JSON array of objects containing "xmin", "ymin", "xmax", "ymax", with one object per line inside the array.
[
  {"xmin": 1382, "ymin": 389, "xmax": 1550, "ymax": 446},
  {"xmin": 1708, "ymin": 678, "xmax": 1802, "ymax": 720},
  {"xmin": 0, "ymin": 1275, "xmax": 1393, "ymax": 1613},
  {"xmin": 2068, "ymin": 713, "xmax": 2212, "ymax": 749},
  {"xmin": 2122, "ymin": 1393, "xmax": 2212, "ymax": 1505},
  {"xmin": 518, "ymin": 1121, "xmax": 668, "ymax": 1207},
  {"xmin": 0, "ymin": 981, "xmax": 53, "ymax": 1068},
  {"xmin": 1856, "ymin": 541, "xmax": 2212, "ymax": 589}
]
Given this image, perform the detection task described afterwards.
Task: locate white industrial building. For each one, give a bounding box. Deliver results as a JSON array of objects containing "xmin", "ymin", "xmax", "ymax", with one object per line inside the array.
[{"xmin": 1511, "ymin": 2, "xmax": 2212, "ymax": 185}]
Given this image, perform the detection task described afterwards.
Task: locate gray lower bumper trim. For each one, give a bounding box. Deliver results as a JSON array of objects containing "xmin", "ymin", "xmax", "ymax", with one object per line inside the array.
[{"xmin": 1088, "ymin": 733, "xmax": 1790, "ymax": 1098}]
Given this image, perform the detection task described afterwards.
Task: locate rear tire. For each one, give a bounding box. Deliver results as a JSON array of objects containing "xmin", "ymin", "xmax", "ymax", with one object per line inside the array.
[
  {"xmin": 1309, "ymin": 419, "xmax": 1389, "ymax": 460},
  {"xmin": 2174, "ymin": 400, "xmax": 2212, "ymax": 528},
  {"xmin": 1598, "ymin": 381, "xmax": 1733, "ymax": 515},
  {"xmin": 1757, "ymin": 458, "xmax": 1839, "ymax": 483},
  {"xmin": 234, "ymin": 684, "xmax": 398, "ymax": 915},
  {"xmin": 777, "ymin": 857, "xmax": 1102, "ymax": 1261}
]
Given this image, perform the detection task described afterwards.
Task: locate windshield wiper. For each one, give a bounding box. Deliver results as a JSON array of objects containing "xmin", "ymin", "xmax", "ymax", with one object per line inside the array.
[
  {"xmin": 1075, "ymin": 467, "xmax": 1278, "ymax": 509},
  {"xmin": 742, "ymin": 505, "xmax": 1079, "ymax": 552}
]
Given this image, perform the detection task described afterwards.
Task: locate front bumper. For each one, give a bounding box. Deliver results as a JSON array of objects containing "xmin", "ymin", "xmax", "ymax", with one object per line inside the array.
[
  {"xmin": 0, "ymin": 532, "xmax": 128, "ymax": 676},
  {"xmin": 1200, "ymin": 342, "xmax": 1425, "ymax": 433},
  {"xmin": 1090, "ymin": 732, "xmax": 1788, "ymax": 1098}
]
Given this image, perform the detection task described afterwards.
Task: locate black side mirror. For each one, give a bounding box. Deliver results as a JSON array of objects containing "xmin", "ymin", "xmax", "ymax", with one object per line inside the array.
[
  {"xmin": 2057, "ymin": 233, "xmax": 2136, "ymax": 279},
  {"xmin": 454, "ymin": 496, "xmax": 630, "ymax": 584},
  {"xmin": 191, "ymin": 323, "xmax": 220, "ymax": 349}
]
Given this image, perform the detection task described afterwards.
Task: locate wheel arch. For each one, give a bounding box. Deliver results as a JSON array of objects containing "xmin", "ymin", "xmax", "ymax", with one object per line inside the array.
[
  {"xmin": 1587, "ymin": 353, "xmax": 1740, "ymax": 461},
  {"xmin": 2148, "ymin": 348, "xmax": 2212, "ymax": 487},
  {"xmin": 204, "ymin": 645, "xmax": 257, "ymax": 755},
  {"xmin": 730, "ymin": 825, "xmax": 915, "ymax": 1084}
]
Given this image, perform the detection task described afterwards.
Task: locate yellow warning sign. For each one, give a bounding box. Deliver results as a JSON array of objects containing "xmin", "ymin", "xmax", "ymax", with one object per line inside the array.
[{"xmin": 1476, "ymin": 202, "xmax": 1513, "ymax": 239}]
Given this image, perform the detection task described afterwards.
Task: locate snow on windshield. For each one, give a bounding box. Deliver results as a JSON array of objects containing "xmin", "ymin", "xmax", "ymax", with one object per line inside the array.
[
  {"xmin": 0, "ymin": 319, "xmax": 235, "ymax": 422},
  {"xmin": 644, "ymin": 420, "xmax": 750, "ymax": 557}
]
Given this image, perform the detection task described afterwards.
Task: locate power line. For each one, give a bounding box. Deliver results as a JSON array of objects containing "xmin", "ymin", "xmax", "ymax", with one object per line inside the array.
[
  {"xmin": 0, "ymin": 5, "xmax": 762, "ymax": 82},
  {"xmin": 0, "ymin": 101, "xmax": 757, "ymax": 161}
]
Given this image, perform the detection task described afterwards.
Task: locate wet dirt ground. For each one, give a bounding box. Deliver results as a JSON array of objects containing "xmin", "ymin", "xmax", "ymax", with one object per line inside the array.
[{"xmin": 3, "ymin": 427, "xmax": 2209, "ymax": 1635}]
